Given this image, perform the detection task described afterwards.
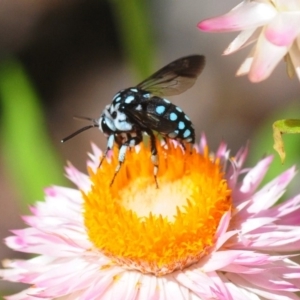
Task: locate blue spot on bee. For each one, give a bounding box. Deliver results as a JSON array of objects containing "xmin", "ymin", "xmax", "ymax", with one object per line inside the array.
[
  {"xmin": 183, "ymin": 129, "xmax": 191, "ymax": 138},
  {"xmin": 125, "ymin": 95, "xmax": 135, "ymax": 103},
  {"xmin": 163, "ymin": 99, "xmax": 170, "ymax": 104},
  {"xmin": 156, "ymin": 105, "xmax": 166, "ymax": 115},
  {"xmin": 114, "ymin": 96, "xmax": 121, "ymax": 102},
  {"xmin": 130, "ymin": 88, "xmax": 138, "ymax": 92},
  {"xmin": 185, "ymin": 115, "xmax": 190, "ymax": 121},
  {"xmin": 178, "ymin": 121, "xmax": 185, "ymax": 130},
  {"xmin": 170, "ymin": 112, "xmax": 178, "ymax": 121},
  {"xmin": 143, "ymin": 93, "xmax": 151, "ymax": 99},
  {"xmin": 176, "ymin": 106, "xmax": 182, "ymax": 112}
]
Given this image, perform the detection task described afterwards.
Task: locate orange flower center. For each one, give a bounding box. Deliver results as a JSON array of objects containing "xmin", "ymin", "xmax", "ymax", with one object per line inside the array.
[{"xmin": 83, "ymin": 141, "xmax": 232, "ymax": 276}]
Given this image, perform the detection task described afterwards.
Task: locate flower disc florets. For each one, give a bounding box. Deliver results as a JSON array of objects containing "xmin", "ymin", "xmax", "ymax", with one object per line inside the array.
[{"xmin": 84, "ymin": 141, "xmax": 232, "ymax": 276}]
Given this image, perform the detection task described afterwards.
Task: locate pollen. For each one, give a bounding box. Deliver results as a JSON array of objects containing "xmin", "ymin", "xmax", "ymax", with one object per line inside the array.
[{"xmin": 83, "ymin": 141, "xmax": 232, "ymax": 276}]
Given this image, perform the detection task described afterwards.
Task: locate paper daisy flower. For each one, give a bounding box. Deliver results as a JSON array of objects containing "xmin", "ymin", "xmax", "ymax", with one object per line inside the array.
[
  {"xmin": 1, "ymin": 137, "xmax": 300, "ymax": 299},
  {"xmin": 198, "ymin": 0, "xmax": 300, "ymax": 82}
]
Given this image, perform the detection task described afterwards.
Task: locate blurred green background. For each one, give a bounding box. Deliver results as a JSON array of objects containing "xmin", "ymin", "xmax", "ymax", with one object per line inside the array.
[{"xmin": 0, "ymin": 0, "xmax": 299, "ymax": 296}]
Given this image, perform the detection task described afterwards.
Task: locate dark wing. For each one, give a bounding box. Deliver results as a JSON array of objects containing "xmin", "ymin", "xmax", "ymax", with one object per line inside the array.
[
  {"xmin": 124, "ymin": 106, "xmax": 177, "ymax": 133},
  {"xmin": 136, "ymin": 55, "xmax": 205, "ymax": 97}
]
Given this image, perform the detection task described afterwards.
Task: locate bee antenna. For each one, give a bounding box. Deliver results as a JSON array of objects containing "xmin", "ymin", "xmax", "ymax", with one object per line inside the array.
[
  {"xmin": 61, "ymin": 124, "xmax": 98, "ymax": 143},
  {"xmin": 73, "ymin": 116, "xmax": 96, "ymax": 122},
  {"xmin": 61, "ymin": 115, "xmax": 99, "ymax": 143}
]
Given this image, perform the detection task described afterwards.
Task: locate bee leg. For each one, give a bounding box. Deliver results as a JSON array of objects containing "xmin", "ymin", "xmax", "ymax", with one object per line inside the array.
[
  {"xmin": 99, "ymin": 134, "xmax": 114, "ymax": 168},
  {"xmin": 110, "ymin": 143, "xmax": 127, "ymax": 187},
  {"xmin": 110, "ymin": 133, "xmax": 143, "ymax": 187},
  {"xmin": 146, "ymin": 130, "xmax": 159, "ymax": 188},
  {"xmin": 189, "ymin": 142, "xmax": 194, "ymax": 154},
  {"xmin": 189, "ymin": 132, "xmax": 195, "ymax": 154}
]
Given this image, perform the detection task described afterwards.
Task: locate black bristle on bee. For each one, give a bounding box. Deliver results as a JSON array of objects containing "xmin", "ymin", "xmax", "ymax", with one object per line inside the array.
[{"xmin": 61, "ymin": 55, "xmax": 206, "ymax": 188}]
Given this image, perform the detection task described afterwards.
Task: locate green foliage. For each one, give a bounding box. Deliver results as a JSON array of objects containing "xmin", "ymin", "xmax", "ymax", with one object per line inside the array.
[
  {"xmin": 109, "ymin": 0, "xmax": 155, "ymax": 78},
  {"xmin": 0, "ymin": 59, "xmax": 68, "ymax": 210},
  {"xmin": 273, "ymin": 119, "xmax": 300, "ymax": 163},
  {"xmin": 248, "ymin": 101, "xmax": 300, "ymax": 198}
]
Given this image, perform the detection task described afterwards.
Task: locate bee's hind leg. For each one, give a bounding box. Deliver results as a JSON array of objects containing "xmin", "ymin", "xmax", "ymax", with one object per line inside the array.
[{"xmin": 145, "ymin": 130, "xmax": 159, "ymax": 188}]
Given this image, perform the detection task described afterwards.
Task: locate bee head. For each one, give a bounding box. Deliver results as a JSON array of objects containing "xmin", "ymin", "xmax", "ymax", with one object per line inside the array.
[{"xmin": 99, "ymin": 115, "xmax": 115, "ymax": 135}]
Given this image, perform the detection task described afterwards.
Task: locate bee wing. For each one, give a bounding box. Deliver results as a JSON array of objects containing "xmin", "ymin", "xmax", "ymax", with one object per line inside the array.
[
  {"xmin": 136, "ymin": 55, "xmax": 205, "ymax": 97},
  {"xmin": 124, "ymin": 107, "xmax": 177, "ymax": 133}
]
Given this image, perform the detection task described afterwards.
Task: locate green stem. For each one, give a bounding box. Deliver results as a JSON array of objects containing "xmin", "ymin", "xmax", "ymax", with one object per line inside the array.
[
  {"xmin": 0, "ymin": 59, "xmax": 67, "ymax": 210},
  {"xmin": 109, "ymin": 0, "xmax": 155, "ymax": 79}
]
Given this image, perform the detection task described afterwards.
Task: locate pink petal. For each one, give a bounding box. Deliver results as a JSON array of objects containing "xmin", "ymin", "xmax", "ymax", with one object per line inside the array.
[
  {"xmin": 221, "ymin": 277, "xmax": 261, "ymax": 300},
  {"xmin": 198, "ymin": 2, "xmax": 277, "ymax": 32},
  {"xmin": 105, "ymin": 271, "xmax": 141, "ymax": 300},
  {"xmin": 270, "ymin": 195, "xmax": 300, "ymax": 225},
  {"xmin": 231, "ymin": 155, "xmax": 273, "ymax": 205},
  {"xmin": 224, "ymin": 28, "xmax": 260, "ymax": 55},
  {"xmin": 175, "ymin": 269, "xmax": 219, "ymax": 299},
  {"xmin": 226, "ymin": 272, "xmax": 300, "ymax": 299},
  {"xmin": 289, "ymin": 41, "xmax": 300, "ymax": 81},
  {"xmin": 201, "ymin": 250, "xmax": 242, "ymax": 272},
  {"xmin": 226, "ymin": 142, "xmax": 249, "ymax": 189},
  {"xmin": 239, "ymin": 156, "xmax": 273, "ymax": 195},
  {"xmin": 136, "ymin": 275, "xmax": 160, "ymax": 300},
  {"xmin": 248, "ymin": 32, "xmax": 288, "ymax": 82},
  {"xmin": 265, "ymin": 12, "xmax": 300, "ymax": 46},
  {"xmin": 236, "ymin": 46, "xmax": 255, "ymax": 76},
  {"xmin": 275, "ymin": 0, "xmax": 300, "ymax": 11},
  {"xmin": 4, "ymin": 287, "xmax": 46, "ymax": 300},
  {"xmin": 249, "ymin": 167, "xmax": 296, "ymax": 213},
  {"xmin": 65, "ymin": 163, "xmax": 90, "ymax": 192},
  {"xmin": 198, "ymin": 133, "xmax": 208, "ymax": 154},
  {"xmin": 159, "ymin": 276, "xmax": 190, "ymax": 299},
  {"xmin": 240, "ymin": 272, "xmax": 299, "ymax": 292},
  {"xmin": 209, "ymin": 272, "xmax": 235, "ymax": 300},
  {"xmin": 240, "ymin": 217, "xmax": 278, "ymax": 234},
  {"xmin": 214, "ymin": 210, "xmax": 231, "ymax": 239},
  {"xmin": 79, "ymin": 268, "xmax": 124, "ymax": 300}
]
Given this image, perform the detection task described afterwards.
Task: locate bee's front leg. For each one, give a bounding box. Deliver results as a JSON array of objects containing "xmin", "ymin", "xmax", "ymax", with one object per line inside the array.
[
  {"xmin": 110, "ymin": 132, "xmax": 143, "ymax": 186},
  {"xmin": 98, "ymin": 134, "xmax": 115, "ymax": 168}
]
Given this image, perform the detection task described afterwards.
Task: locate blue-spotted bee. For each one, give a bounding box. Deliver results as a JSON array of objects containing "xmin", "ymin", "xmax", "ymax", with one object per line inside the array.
[{"xmin": 62, "ymin": 55, "xmax": 205, "ymax": 187}]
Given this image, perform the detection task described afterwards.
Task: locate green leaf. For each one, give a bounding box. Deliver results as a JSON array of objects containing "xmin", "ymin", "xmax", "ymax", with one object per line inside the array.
[
  {"xmin": 248, "ymin": 101, "xmax": 300, "ymax": 199},
  {"xmin": 109, "ymin": 0, "xmax": 155, "ymax": 78},
  {"xmin": 0, "ymin": 59, "xmax": 68, "ymax": 210},
  {"xmin": 273, "ymin": 119, "xmax": 300, "ymax": 164}
]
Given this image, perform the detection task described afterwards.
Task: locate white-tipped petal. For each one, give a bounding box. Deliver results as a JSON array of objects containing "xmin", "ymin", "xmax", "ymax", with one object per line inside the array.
[
  {"xmin": 265, "ymin": 12, "xmax": 300, "ymax": 46},
  {"xmin": 236, "ymin": 53, "xmax": 254, "ymax": 76},
  {"xmin": 224, "ymin": 28, "xmax": 260, "ymax": 55},
  {"xmin": 198, "ymin": 1, "xmax": 277, "ymax": 32},
  {"xmin": 289, "ymin": 40, "xmax": 300, "ymax": 80},
  {"xmin": 2, "ymin": 140, "xmax": 300, "ymax": 299},
  {"xmin": 248, "ymin": 32, "xmax": 288, "ymax": 82},
  {"xmin": 275, "ymin": 0, "xmax": 300, "ymax": 10},
  {"xmin": 199, "ymin": 0, "xmax": 300, "ymax": 81}
]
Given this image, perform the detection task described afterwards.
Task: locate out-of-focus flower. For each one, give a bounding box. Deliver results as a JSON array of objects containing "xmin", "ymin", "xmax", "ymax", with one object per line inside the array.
[
  {"xmin": 198, "ymin": 1, "xmax": 300, "ymax": 82},
  {"xmin": 1, "ymin": 137, "xmax": 300, "ymax": 299}
]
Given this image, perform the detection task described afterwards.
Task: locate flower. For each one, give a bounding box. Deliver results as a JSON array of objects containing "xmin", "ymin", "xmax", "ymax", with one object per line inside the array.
[
  {"xmin": 1, "ymin": 136, "xmax": 300, "ymax": 299},
  {"xmin": 198, "ymin": 1, "xmax": 300, "ymax": 82}
]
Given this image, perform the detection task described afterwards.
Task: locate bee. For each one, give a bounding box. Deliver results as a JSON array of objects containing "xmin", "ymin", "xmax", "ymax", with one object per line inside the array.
[{"xmin": 62, "ymin": 55, "xmax": 205, "ymax": 188}]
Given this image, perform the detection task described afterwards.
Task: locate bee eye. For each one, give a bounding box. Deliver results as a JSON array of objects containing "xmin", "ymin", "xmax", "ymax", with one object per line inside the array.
[
  {"xmin": 100, "ymin": 118, "xmax": 110, "ymax": 133},
  {"xmin": 111, "ymin": 111, "xmax": 117, "ymax": 119}
]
